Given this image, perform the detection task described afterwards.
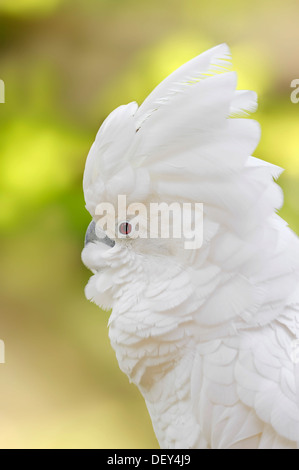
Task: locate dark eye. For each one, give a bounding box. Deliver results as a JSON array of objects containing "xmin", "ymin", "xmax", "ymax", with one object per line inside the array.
[{"xmin": 118, "ymin": 221, "xmax": 132, "ymax": 236}]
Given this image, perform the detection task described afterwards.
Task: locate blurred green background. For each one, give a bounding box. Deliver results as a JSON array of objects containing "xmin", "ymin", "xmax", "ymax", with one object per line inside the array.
[{"xmin": 0, "ymin": 0, "xmax": 298, "ymax": 449}]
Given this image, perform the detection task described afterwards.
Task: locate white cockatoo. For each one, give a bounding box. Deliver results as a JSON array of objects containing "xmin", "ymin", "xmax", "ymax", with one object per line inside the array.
[{"xmin": 81, "ymin": 44, "xmax": 299, "ymax": 449}]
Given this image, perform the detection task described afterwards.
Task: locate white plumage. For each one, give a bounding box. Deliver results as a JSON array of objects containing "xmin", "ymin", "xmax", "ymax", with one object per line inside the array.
[{"xmin": 81, "ymin": 44, "xmax": 299, "ymax": 449}]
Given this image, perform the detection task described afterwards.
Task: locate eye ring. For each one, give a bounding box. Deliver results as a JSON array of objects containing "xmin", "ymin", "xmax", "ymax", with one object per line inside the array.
[{"xmin": 117, "ymin": 221, "xmax": 133, "ymax": 238}]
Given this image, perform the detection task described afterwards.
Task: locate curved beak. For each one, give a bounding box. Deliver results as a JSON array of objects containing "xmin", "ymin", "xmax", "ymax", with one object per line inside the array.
[{"xmin": 84, "ymin": 220, "xmax": 115, "ymax": 248}]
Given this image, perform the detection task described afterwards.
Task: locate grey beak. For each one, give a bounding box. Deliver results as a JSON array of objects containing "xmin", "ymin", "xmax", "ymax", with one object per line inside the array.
[{"xmin": 84, "ymin": 220, "xmax": 115, "ymax": 248}]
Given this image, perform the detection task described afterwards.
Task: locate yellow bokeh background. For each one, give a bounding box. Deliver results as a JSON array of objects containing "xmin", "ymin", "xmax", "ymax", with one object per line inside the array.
[{"xmin": 0, "ymin": 0, "xmax": 298, "ymax": 449}]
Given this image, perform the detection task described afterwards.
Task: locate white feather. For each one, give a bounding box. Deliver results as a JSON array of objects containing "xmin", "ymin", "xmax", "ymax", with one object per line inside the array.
[{"xmin": 82, "ymin": 44, "xmax": 299, "ymax": 448}]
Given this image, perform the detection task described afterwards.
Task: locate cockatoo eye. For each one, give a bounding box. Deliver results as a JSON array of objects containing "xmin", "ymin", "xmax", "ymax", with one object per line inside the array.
[{"xmin": 118, "ymin": 221, "xmax": 133, "ymax": 237}]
